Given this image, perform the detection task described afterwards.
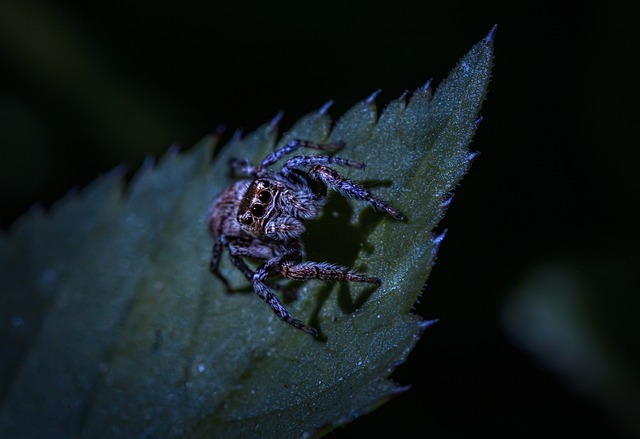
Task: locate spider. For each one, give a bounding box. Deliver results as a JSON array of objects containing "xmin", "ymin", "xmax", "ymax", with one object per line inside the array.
[{"xmin": 207, "ymin": 139, "xmax": 403, "ymax": 336}]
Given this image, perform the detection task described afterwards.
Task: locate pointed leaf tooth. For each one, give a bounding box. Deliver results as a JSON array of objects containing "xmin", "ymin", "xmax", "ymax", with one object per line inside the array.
[
  {"xmin": 231, "ymin": 128, "xmax": 243, "ymax": 142},
  {"xmin": 269, "ymin": 110, "xmax": 284, "ymax": 130},
  {"xmin": 431, "ymin": 229, "xmax": 448, "ymax": 261},
  {"xmin": 392, "ymin": 384, "xmax": 412, "ymax": 394},
  {"xmin": 467, "ymin": 150, "xmax": 481, "ymax": 164},
  {"xmin": 140, "ymin": 155, "xmax": 156, "ymax": 172},
  {"xmin": 441, "ymin": 193, "xmax": 455, "ymax": 215},
  {"xmin": 166, "ymin": 143, "xmax": 180, "ymax": 156},
  {"xmin": 365, "ymin": 89, "xmax": 382, "ymax": 105},
  {"xmin": 318, "ymin": 100, "xmax": 334, "ymax": 115},
  {"xmin": 418, "ymin": 318, "xmax": 440, "ymax": 332},
  {"xmin": 213, "ymin": 123, "xmax": 226, "ymax": 136},
  {"xmin": 110, "ymin": 162, "xmax": 129, "ymax": 179},
  {"xmin": 27, "ymin": 202, "xmax": 46, "ymax": 216}
]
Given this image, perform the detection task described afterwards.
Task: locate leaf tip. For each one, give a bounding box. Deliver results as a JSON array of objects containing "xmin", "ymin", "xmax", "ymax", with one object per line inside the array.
[{"xmin": 484, "ymin": 24, "xmax": 498, "ymax": 44}]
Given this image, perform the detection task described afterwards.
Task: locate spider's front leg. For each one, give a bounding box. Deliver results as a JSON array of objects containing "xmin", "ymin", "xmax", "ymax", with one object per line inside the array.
[
  {"xmin": 309, "ymin": 164, "xmax": 404, "ymax": 220},
  {"xmin": 228, "ymin": 157, "xmax": 258, "ymax": 177},
  {"xmin": 259, "ymin": 139, "xmax": 345, "ymax": 169},
  {"xmin": 278, "ymin": 154, "xmax": 403, "ymax": 220},
  {"xmin": 228, "ymin": 139, "xmax": 345, "ymax": 178}
]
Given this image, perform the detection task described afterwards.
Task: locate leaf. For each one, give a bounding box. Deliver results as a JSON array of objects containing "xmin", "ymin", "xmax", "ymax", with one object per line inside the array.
[{"xmin": 0, "ymin": 28, "xmax": 494, "ymax": 438}]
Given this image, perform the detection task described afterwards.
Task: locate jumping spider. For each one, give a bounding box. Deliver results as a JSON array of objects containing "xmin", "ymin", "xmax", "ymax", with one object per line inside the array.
[{"xmin": 207, "ymin": 139, "xmax": 403, "ymax": 336}]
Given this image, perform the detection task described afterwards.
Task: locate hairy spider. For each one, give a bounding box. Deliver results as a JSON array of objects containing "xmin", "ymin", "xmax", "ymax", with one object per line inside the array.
[{"xmin": 207, "ymin": 139, "xmax": 403, "ymax": 336}]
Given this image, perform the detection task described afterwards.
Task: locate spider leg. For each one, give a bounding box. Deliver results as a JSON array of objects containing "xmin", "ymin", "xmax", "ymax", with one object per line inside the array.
[
  {"xmin": 227, "ymin": 239, "xmax": 288, "ymax": 290},
  {"xmin": 209, "ymin": 237, "xmax": 250, "ymax": 291},
  {"xmin": 260, "ymin": 139, "xmax": 344, "ymax": 169},
  {"xmin": 254, "ymin": 281, "xmax": 317, "ymax": 336},
  {"xmin": 229, "ymin": 157, "xmax": 258, "ymax": 177},
  {"xmin": 219, "ymin": 251, "xmax": 288, "ymax": 293},
  {"xmin": 228, "ymin": 253, "xmax": 254, "ymax": 281},
  {"xmin": 281, "ymin": 155, "xmax": 365, "ymax": 175},
  {"xmin": 209, "ymin": 237, "xmax": 233, "ymax": 288},
  {"xmin": 309, "ymin": 164, "xmax": 404, "ymax": 220},
  {"xmin": 210, "ymin": 237, "xmax": 223, "ymax": 273},
  {"xmin": 253, "ymin": 258, "xmax": 318, "ymax": 336},
  {"xmin": 228, "ymin": 239, "xmax": 278, "ymax": 261},
  {"xmin": 252, "ymin": 256, "xmax": 381, "ymax": 336},
  {"xmin": 228, "ymin": 253, "xmax": 289, "ymax": 292},
  {"xmin": 281, "ymin": 261, "xmax": 381, "ymax": 284},
  {"xmin": 228, "ymin": 238, "xmax": 275, "ymax": 280}
]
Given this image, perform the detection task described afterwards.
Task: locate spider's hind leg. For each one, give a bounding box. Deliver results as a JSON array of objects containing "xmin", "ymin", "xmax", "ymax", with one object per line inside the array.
[{"xmin": 209, "ymin": 238, "xmax": 234, "ymax": 291}]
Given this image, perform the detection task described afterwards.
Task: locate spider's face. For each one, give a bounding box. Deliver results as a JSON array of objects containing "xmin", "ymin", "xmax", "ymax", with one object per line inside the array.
[{"xmin": 237, "ymin": 178, "xmax": 306, "ymax": 241}]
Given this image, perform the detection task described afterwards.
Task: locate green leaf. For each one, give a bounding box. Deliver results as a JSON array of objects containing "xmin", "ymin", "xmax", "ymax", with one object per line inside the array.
[{"xmin": 0, "ymin": 29, "xmax": 494, "ymax": 438}]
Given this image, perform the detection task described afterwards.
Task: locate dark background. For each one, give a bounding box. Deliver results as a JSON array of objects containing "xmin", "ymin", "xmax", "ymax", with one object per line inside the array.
[{"xmin": 1, "ymin": 1, "xmax": 638, "ymax": 437}]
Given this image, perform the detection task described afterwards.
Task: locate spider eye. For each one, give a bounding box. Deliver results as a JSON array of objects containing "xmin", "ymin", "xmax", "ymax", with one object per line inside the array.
[
  {"xmin": 251, "ymin": 204, "xmax": 265, "ymax": 217},
  {"xmin": 258, "ymin": 190, "xmax": 272, "ymax": 203},
  {"xmin": 239, "ymin": 213, "xmax": 253, "ymax": 225}
]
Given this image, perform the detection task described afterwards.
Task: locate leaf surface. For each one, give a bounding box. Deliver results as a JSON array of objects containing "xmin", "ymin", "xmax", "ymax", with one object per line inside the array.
[{"xmin": 0, "ymin": 29, "xmax": 494, "ymax": 438}]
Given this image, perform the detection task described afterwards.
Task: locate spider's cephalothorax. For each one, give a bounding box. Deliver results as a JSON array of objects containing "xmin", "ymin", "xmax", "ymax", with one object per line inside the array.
[{"xmin": 207, "ymin": 139, "xmax": 403, "ymax": 336}]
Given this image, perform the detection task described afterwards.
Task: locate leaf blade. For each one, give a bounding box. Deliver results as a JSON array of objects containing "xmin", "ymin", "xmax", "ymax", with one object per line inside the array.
[{"xmin": 0, "ymin": 30, "xmax": 494, "ymax": 438}]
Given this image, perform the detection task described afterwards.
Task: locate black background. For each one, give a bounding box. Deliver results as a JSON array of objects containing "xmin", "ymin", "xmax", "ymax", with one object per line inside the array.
[{"xmin": 1, "ymin": 1, "xmax": 638, "ymax": 437}]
